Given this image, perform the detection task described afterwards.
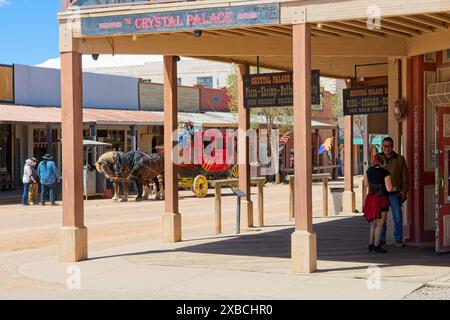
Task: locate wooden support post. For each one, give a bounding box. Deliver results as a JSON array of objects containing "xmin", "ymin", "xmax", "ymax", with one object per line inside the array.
[
  {"xmin": 291, "ymin": 23, "xmax": 317, "ymax": 273},
  {"xmin": 289, "ymin": 176, "xmax": 294, "ymax": 219},
  {"xmin": 255, "ymin": 180, "xmax": 264, "ymax": 227},
  {"xmin": 342, "ymin": 114, "xmax": 356, "ymax": 213},
  {"xmin": 162, "ymin": 55, "xmax": 181, "ymax": 243},
  {"xmin": 60, "ymin": 51, "xmax": 87, "ymax": 262},
  {"xmin": 323, "ymin": 176, "xmax": 329, "ymax": 217},
  {"xmin": 215, "ymin": 184, "xmax": 221, "ymax": 234},
  {"xmin": 238, "ymin": 64, "xmax": 253, "ymax": 228}
]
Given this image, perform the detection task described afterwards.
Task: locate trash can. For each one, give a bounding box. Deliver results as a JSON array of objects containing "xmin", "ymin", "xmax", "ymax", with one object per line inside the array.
[{"xmin": 330, "ymin": 187, "xmax": 344, "ymax": 215}]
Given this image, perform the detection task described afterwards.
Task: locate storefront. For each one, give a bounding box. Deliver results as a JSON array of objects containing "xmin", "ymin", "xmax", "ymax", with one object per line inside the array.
[
  {"xmin": 58, "ymin": 0, "xmax": 450, "ymax": 270},
  {"xmin": 0, "ymin": 124, "xmax": 13, "ymax": 190}
]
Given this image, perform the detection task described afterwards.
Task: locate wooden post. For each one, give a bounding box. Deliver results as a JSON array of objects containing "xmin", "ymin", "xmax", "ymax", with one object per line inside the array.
[
  {"xmin": 322, "ymin": 177, "xmax": 328, "ymax": 217},
  {"xmin": 60, "ymin": 51, "xmax": 87, "ymax": 262},
  {"xmin": 162, "ymin": 56, "xmax": 181, "ymax": 242},
  {"xmin": 255, "ymin": 180, "xmax": 264, "ymax": 227},
  {"xmin": 237, "ymin": 64, "xmax": 253, "ymax": 229},
  {"xmin": 289, "ymin": 176, "xmax": 294, "ymax": 219},
  {"xmin": 291, "ymin": 23, "xmax": 317, "ymax": 273},
  {"xmin": 332, "ymin": 128, "xmax": 338, "ymax": 179},
  {"xmin": 215, "ymin": 184, "xmax": 221, "ymax": 234},
  {"xmin": 342, "ymin": 113, "xmax": 356, "ymax": 213}
]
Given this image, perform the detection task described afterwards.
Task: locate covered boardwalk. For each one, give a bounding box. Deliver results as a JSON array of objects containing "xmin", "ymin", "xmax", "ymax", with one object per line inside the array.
[{"xmin": 59, "ymin": 0, "xmax": 450, "ymax": 272}]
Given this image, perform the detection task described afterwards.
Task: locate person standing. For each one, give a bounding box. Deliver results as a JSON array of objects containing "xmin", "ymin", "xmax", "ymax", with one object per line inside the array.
[
  {"xmin": 28, "ymin": 157, "xmax": 39, "ymax": 205},
  {"xmin": 22, "ymin": 158, "xmax": 38, "ymax": 205},
  {"xmin": 336, "ymin": 153, "xmax": 344, "ymax": 177},
  {"xmin": 380, "ymin": 137, "xmax": 409, "ymax": 247},
  {"xmin": 38, "ymin": 154, "xmax": 61, "ymax": 206},
  {"xmin": 363, "ymin": 154, "xmax": 392, "ymax": 253}
]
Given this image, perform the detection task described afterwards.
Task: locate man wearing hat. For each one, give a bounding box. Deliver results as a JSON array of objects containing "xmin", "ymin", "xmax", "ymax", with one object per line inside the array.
[
  {"xmin": 28, "ymin": 157, "xmax": 39, "ymax": 205},
  {"xmin": 38, "ymin": 154, "xmax": 61, "ymax": 206}
]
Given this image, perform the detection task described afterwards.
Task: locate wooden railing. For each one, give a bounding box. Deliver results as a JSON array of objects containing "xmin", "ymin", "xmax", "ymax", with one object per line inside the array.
[{"xmin": 61, "ymin": 0, "xmax": 194, "ymax": 11}]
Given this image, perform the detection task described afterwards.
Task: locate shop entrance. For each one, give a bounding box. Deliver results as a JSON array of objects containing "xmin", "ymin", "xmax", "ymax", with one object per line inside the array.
[
  {"xmin": 435, "ymin": 105, "xmax": 450, "ymax": 253},
  {"xmin": 0, "ymin": 124, "xmax": 13, "ymax": 191}
]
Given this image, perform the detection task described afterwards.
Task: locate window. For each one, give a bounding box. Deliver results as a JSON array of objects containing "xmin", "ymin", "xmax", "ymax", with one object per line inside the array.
[
  {"xmin": 177, "ymin": 78, "xmax": 182, "ymax": 85},
  {"xmin": 424, "ymin": 52, "xmax": 436, "ymax": 63},
  {"xmin": 197, "ymin": 76, "xmax": 213, "ymax": 88},
  {"xmin": 444, "ymin": 49, "xmax": 450, "ymax": 63}
]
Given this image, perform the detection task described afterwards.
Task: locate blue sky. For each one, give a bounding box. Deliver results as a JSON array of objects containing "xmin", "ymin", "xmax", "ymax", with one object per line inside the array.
[{"xmin": 0, "ymin": 0, "xmax": 60, "ymax": 66}]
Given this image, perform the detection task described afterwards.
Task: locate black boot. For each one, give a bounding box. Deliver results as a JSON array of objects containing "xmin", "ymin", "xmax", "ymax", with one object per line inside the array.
[{"xmin": 372, "ymin": 245, "xmax": 387, "ymax": 253}]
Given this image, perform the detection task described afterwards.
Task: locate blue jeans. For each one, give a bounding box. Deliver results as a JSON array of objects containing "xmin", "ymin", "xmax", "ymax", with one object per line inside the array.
[
  {"xmin": 40, "ymin": 184, "xmax": 55, "ymax": 205},
  {"xmin": 381, "ymin": 192, "xmax": 403, "ymax": 241},
  {"xmin": 22, "ymin": 183, "xmax": 30, "ymax": 205}
]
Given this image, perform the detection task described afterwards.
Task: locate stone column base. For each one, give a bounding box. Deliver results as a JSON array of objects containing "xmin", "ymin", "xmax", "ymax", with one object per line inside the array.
[
  {"xmin": 162, "ymin": 212, "xmax": 182, "ymax": 243},
  {"xmin": 341, "ymin": 191, "xmax": 356, "ymax": 214},
  {"xmin": 59, "ymin": 226, "xmax": 88, "ymax": 263},
  {"xmin": 291, "ymin": 230, "xmax": 317, "ymax": 273},
  {"xmin": 241, "ymin": 200, "xmax": 253, "ymax": 230}
]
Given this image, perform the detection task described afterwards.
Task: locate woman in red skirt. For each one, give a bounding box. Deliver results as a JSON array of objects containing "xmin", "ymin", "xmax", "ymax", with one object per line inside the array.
[{"xmin": 363, "ymin": 154, "xmax": 393, "ymax": 253}]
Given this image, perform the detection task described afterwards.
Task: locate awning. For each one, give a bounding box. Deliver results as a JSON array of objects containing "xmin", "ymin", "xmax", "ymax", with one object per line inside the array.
[
  {"xmin": 428, "ymin": 82, "xmax": 450, "ymax": 106},
  {"xmin": 0, "ymin": 104, "xmax": 163, "ymax": 125}
]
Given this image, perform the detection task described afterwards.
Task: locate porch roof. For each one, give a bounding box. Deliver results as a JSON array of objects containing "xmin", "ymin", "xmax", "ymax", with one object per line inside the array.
[
  {"xmin": 59, "ymin": 0, "xmax": 450, "ymax": 78},
  {"xmin": 0, "ymin": 104, "xmax": 164, "ymax": 125}
]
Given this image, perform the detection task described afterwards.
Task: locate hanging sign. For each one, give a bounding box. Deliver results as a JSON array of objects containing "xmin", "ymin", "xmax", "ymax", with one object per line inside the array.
[
  {"xmin": 80, "ymin": 3, "xmax": 280, "ymax": 36},
  {"xmin": 243, "ymin": 70, "xmax": 320, "ymax": 109},
  {"xmin": 343, "ymin": 85, "xmax": 388, "ymax": 116}
]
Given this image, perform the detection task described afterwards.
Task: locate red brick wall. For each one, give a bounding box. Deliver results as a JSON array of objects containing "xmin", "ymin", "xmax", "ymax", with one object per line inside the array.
[{"xmin": 196, "ymin": 84, "xmax": 230, "ymax": 111}]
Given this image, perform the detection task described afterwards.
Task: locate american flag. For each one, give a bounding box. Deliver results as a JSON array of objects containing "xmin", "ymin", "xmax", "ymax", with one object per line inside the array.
[{"xmin": 279, "ymin": 132, "xmax": 290, "ymax": 144}]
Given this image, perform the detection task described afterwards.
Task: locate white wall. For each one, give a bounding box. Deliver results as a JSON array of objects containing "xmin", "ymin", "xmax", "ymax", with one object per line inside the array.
[
  {"xmin": 14, "ymin": 64, "xmax": 61, "ymax": 107},
  {"xmin": 14, "ymin": 64, "xmax": 139, "ymax": 110}
]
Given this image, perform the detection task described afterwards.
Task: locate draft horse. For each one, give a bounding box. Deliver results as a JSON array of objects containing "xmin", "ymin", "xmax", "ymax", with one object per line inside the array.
[
  {"xmin": 96, "ymin": 151, "xmax": 131, "ymax": 202},
  {"xmin": 113, "ymin": 150, "xmax": 164, "ymax": 202}
]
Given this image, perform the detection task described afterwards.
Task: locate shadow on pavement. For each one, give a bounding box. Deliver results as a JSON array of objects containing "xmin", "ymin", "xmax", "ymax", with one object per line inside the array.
[{"xmin": 91, "ymin": 215, "xmax": 450, "ymax": 271}]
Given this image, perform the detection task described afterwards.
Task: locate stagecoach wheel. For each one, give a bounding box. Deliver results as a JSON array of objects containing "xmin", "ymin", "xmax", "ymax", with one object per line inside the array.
[{"xmin": 193, "ymin": 175, "xmax": 208, "ymax": 198}]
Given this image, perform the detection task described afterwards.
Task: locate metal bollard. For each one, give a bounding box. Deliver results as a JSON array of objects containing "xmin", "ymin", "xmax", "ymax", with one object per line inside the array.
[{"xmin": 232, "ymin": 189, "xmax": 246, "ymax": 234}]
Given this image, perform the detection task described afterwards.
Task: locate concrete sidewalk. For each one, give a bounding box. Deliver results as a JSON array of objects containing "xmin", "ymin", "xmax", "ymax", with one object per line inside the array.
[{"xmin": 13, "ymin": 217, "xmax": 450, "ymax": 300}]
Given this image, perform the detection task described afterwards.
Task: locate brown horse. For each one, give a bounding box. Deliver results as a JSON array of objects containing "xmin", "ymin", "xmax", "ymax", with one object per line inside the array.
[
  {"xmin": 113, "ymin": 150, "xmax": 164, "ymax": 202},
  {"xmin": 96, "ymin": 151, "xmax": 130, "ymax": 202}
]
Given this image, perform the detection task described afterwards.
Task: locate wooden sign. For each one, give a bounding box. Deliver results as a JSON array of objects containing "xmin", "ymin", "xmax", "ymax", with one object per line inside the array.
[
  {"xmin": 343, "ymin": 85, "xmax": 388, "ymax": 116},
  {"xmin": 243, "ymin": 70, "xmax": 320, "ymax": 109},
  {"xmin": 80, "ymin": 3, "xmax": 280, "ymax": 36}
]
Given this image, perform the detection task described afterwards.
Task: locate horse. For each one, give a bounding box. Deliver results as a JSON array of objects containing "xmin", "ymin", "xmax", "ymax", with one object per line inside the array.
[
  {"xmin": 95, "ymin": 151, "xmax": 130, "ymax": 202},
  {"xmin": 113, "ymin": 150, "xmax": 164, "ymax": 202}
]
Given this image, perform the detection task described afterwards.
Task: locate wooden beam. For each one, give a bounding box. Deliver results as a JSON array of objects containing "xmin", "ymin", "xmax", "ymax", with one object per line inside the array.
[
  {"xmin": 383, "ymin": 17, "xmax": 434, "ymax": 32},
  {"xmin": 77, "ymin": 30, "xmax": 408, "ymax": 57},
  {"xmin": 402, "ymin": 15, "xmax": 448, "ymax": 29},
  {"xmin": 339, "ymin": 20, "xmax": 412, "ymax": 38},
  {"xmin": 237, "ymin": 63, "xmax": 250, "ymax": 200},
  {"xmin": 61, "ymin": 52, "xmax": 84, "ymax": 228},
  {"xmin": 292, "ymin": 23, "xmax": 313, "ymax": 232},
  {"xmin": 311, "ymin": 28, "xmax": 341, "ymax": 38},
  {"xmin": 60, "ymin": 51, "xmax": 87, "ymax": 262},
  {"xmin": 409, "ymin": 27, "xmax": 450, "ymax": 56},
  {"xmin": 253, "ymin": 26, "xmax": 292, "ymax": 37},
  {"xmin": 314, "ymin": 25, "xmax": 364, "ymax": 38},
  {"xmin": 162, "ymin": 55, "xmax": 181, "ymax": 242},
  {"xmin": 326, "ymin": 22, "xmax": 387, "ymax": 38},
  {"xmin": 231, "ymin": 28, "xmax": 269, "ymax": 37},
  {"xmin": 285, "ymin": 0, "xmax": 450, "ymax": 23},
  {"xmin": 424, "ymin": 13, "xmax": 450, "ymax": 24}
]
